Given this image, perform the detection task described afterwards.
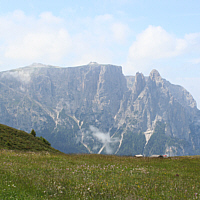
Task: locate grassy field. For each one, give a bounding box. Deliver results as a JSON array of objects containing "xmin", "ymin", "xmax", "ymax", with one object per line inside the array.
[{"xmin": 0, "ymin": 150, "xmax": 200, "ymax": 199}]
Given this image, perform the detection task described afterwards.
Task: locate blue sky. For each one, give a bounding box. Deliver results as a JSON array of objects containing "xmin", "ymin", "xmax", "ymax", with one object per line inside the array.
[{"xmin": 0, "ymin": 0, "xmax": 200, "ymax": 108}]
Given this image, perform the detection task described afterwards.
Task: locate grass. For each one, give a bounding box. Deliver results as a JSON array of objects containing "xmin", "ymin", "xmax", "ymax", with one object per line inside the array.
[
  {"xmin": 0, "ymin": 123, "xmax": 59, "ymax": 153},
  {"xmin": 0, "ymin": 150, "xmax": 200, "ymax": 199}
]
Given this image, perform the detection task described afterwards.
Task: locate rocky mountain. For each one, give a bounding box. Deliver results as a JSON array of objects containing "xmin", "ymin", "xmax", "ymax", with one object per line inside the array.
[{"xmin": 0, "ymin": 62, "xmax": 200, "ymax": 156}]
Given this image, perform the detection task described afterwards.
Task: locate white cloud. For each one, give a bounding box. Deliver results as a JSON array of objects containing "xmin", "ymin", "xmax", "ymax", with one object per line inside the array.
[
  {"xmin": 69, "ymin": 24, "xmax": 114, "ymax": 66},
  {"xmin": 5, "ymin": 29, "xmax": 71, "ymax": 61},
  {"xmin": 65, "ymin": 14, "xmax": 128, "ymax": 66},
  {"xmin": 11, "ymin": 10, "xmax": 26, "ymax": 21},
  {"xmin": 2, "ymin": 10, "xmax": 199, "ymax": 77},
  {"xmin": 0, "ymin": 11, "xmax": 128, "ymax": 70},
  {"xmin": 90, "ymin": 126, "xmax": 119, "ymax": 154},
  {"xmin": 39, "ymin": 12, "xmax": 63, "ymax": 24},
  {"xmin": 0, "ymin": 11, "xmax": 71, "ymax": 67},
  {"xmin": 129, "ymin": 25, "xmax": 187, "ymax": 60},
  {"xmin": 72, "ymin": 50, "xmax": 113, "ymax": 67},
  {"xmin": 111, "ymin": 22, "xmax": 129, "ymax": 43},
  {"xmin": 125, "ymin": 25, "xmax": 200, "ymax": 75}
]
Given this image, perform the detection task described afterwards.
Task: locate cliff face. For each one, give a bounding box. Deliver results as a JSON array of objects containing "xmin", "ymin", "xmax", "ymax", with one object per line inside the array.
[{"xmin": 0, "ymin": 62, "xmax": 199, "ymax": 156}]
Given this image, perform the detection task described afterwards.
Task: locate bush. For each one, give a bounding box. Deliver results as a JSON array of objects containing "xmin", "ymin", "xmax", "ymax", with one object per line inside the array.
[
  {"xmin": 39, "ymin": 136, "xmax": 51, "ymax": 146},
  {"xmin": 5, "ymin": 141, "xmax": 11, "ymax": 147}
]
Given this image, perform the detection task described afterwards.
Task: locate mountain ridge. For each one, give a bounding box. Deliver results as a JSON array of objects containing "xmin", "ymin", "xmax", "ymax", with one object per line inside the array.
[{"xmin": 0, "ymin": 62, "xmax": 199, "ymax": 156}]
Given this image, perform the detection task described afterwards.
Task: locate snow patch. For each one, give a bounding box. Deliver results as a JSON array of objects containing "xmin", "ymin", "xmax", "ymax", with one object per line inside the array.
[{"xmin": 143, "ymin": 129, "xmax": 154, "ymax": 145}]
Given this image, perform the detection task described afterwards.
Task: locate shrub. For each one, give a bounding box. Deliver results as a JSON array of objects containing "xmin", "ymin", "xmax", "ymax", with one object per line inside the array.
[
  {"xmin": 5, "ymin": 141, "xmax": 11, "ymax": 147},
  {"xmin": 39, "ymin": 136, "xmax": 51, "ymax": 146}
]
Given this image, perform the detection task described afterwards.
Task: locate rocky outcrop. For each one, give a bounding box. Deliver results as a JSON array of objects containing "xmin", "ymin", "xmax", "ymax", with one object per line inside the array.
[{"xmin": 0, "ymin": 63, "xmax": 199, "ymax": 156}]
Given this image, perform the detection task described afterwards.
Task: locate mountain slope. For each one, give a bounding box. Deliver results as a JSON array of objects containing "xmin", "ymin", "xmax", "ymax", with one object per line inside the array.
[
  {"xmin": 0, "ymin": 62, "xmax": 199, "ymax": 156},
  {"xmin": 0, "ymin": 123, "xmax": 59, "ymax": 153}
]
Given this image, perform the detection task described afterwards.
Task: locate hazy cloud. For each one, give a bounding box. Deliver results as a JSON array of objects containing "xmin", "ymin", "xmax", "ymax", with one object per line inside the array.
[
  {"xmin": 111, "ymin": 22, "xmax": 129, "ymax": 43},
  {"xmin": 5, "ymin": 29, "xmax": 71, "ymax": 61},
  {"xmin": 1, "ymin": 70, "xmax": 32, "ymax": 83},
  {"xmin": 0, "ymin": 11, "xmax": 71, "ymax": 64},
  {"xmin": 190, "ymin": 58, "xmax": 200, "ymax": 64},
  {"xmin": 90, "ymin": 126, "xmax": 120, "ymax": 154},
  {"xmin": 39, "ymin": 11, "xmax": 63, "ymax": 24},
  {"xmin": 0, "ymin": 11, "xmax": 130, "ymax": 69},
  {"xmin": 77, "ymin": 126, "xmax": 120, "ymax": 154},
  {"xmin": 184, "ymin": 32, "xmax": 200, "ymax": 52},
  {"xmin": 125, "ymin": 25, "xmax": 200, "ymax": 75},
  {"xmin": 95, "ymin": 14, "xmax": 113, "ymax": 22},
  {"xmin": 129, "ymin": 25, "xmax": 186, "ymax": 58}
]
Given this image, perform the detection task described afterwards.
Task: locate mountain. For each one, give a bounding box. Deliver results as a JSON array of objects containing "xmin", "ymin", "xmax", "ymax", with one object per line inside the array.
[
  {"xmin": 0, "ymin": 123, "xmax": 59, "ymax": 153},
  {"xmin": 0, "ymin": 62, "xmax": 200, "ymax": 156}
]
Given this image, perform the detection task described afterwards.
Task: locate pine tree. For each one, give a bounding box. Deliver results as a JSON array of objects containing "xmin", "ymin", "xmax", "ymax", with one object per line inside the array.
[{"xmin": 30, "ymin": 129, "xmax": 36, "ymax": 137}]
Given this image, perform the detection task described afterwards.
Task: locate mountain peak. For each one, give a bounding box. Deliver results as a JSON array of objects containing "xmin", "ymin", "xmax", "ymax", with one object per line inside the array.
[
  {"xmin": 149, "ymin": 69, "xmax": 160, "ymax": 77},
  {"xmin": 149, "ymin": 69, "xmax": 162, "ymax": 81}
]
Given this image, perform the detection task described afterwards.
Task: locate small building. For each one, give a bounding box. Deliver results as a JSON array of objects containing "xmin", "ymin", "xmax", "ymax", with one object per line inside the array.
[
  {"xmin": 134, "ymin": 154, "xmax": 143, "ymax": 158},
  {"xmin": 150, "ymin": 155, "xmax": 163, "ymax": 158}
]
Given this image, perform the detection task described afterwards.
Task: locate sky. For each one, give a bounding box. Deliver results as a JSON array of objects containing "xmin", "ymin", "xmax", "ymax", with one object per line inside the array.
[{"xmin": 0, "ymin": 0, "xmax": 200, "ymax": 108}]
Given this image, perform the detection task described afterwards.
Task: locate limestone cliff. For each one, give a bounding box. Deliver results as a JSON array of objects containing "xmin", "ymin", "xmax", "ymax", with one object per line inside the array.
[{"xmin": 0, "ymin": 63, "xmax": 199, "ymax": 156}]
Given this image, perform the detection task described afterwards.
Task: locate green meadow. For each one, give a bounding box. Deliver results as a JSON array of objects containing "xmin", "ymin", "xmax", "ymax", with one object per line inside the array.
[{"xmin": 0, "ymin": 150, "xmax": 200, "ymax": 199}]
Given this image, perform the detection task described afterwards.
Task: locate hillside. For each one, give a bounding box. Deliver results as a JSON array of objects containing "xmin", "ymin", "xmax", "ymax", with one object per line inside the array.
[
  {"xmin": 0, "ymin": 123, "xmax": 59, "ymax": 153},
  {"xmin": 0, "ymin": 62, "xmax": 200, "ymax": 156}
]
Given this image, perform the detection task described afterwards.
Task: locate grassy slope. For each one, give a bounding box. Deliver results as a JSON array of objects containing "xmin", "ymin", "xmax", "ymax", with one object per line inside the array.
[
  {"xmin": 0, "ymin": 123, "xmax": 59, "ymax": 153},
  {"xmin": 0, "ymin": 151, "xmax": 200, "ymax": 199}
]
